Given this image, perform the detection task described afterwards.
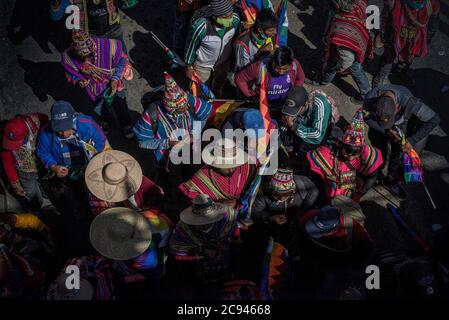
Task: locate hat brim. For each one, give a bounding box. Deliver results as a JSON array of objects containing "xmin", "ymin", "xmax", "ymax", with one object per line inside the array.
[
  {"xmin": 331, "ymin": 195, "xmax": 365, "ymax": 226},
  {"xmin": 281, "ymin": 103, "xmax": 301, "ymax": 117},
  {"xmin": 180, "ymin": 202, "xmax": 229, "ymax": 225},
  {"xmin": 2, "ymin": 136, "xmax": 24, "ymax": 151},
  {"xmin": 202, "ymin": 144, "xmax": 248, "ymax": 169},
  {"xmin": 90, "ymin": 207, "xmax": 152, "ymax": 260},
  {"xmin": 51, "ymin": 118, "xmax": 74, "ymax": 132},
  {"xmin": 305, "ymin": 215, "xmax": 340, "ymax": 239},
  {"xmin": 85, "ymin": 150, "xmax": 143, "ymax": 203}
]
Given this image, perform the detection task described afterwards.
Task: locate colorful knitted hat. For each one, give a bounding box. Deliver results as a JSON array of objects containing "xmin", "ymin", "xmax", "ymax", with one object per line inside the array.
[
  {"xmin": 270, "ymin": 169, "xmax": 296, "ymax": 194},
  {"xmin": 342, "ymin": 108, "xmax": 367, "ymax": 147},
  {"xmin": 72, "ymin": 30, "xmax": 96, "ymax": 57},
  {"xmin": 162, "ymin": 72, "xmax": 189, "ymax": 111}
]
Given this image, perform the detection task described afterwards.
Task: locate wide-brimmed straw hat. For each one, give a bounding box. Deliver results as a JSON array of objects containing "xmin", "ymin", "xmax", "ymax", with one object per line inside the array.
[
  {"xmin": 85, "ymin": 150, "xmax": 143, "ymax": 203},
  {"xmin": 180, "ymin": 194, "xmax": 230, "ymax": 226},
  {"xmin": 89, "ymin": 207, "xmax": 152, "ymax": 260},
  {"xmin": 47, "ymin": 274, "xmax": 94, "ymax": 300},
  {"xmin": 202, "ymin": 138, "xmax": 248, "ymax": 169}
]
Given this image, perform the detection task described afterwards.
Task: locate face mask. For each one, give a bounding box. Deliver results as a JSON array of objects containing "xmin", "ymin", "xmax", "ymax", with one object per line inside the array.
[{"xmin": 216, "ymin": 17, "xmax": 233, "ymax": 28}]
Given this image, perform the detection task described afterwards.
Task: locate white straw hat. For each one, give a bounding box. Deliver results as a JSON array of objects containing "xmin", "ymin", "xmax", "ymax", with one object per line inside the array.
[
  {"xmin": 85, "ymin": 150, "xmax": 143, "ymax": 203},
  {"xmin": 331, "ymin": 195, "xmax": 366, "ymax": 226},
  {"xmin": 89, "ymin": 207, "xmax": 152, "ymax": 260},
  {"xmin": 180, "ymin": 194, "xmax": 230, "ymax": 226},
  {"xmin": 202, "ymin": 138, "xmax": 248, "ymax": 169}
]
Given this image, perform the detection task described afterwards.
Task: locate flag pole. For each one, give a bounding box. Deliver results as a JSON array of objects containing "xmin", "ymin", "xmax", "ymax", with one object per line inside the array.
[{"xmin": 423, "ymin": 183, "xmax": 437, "ymax": 210}]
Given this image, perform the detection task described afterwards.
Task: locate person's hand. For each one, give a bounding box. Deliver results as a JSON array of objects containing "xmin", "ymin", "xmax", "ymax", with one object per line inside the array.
[
  {"xmin": 387, "ymin": 129, "xmax": 402, "ymax": 143},
  {"xmin": 402, "ymin": 141, "xmax": 413, "ymax": 153},
  {"xmin": 110, "ymin": 80, "xmax": 118, "ymax": 94},
  {"xmin": 259, "ymin": 42, "xmax": 274, "ymax": 53},
  {"xmin": 270, "ymin": 214, "xmax": 287, "ymax": 225},
  {"xmin": 285, "ymin": 115, "xmax": 296, "ymax": 128},
  {"xmin": 185, "ymin": 66, "xmax": 195, "ymax": 79},
  {"xmin": 11, "ymin": 182, "xmax": 26, "ymax": 197},
  {"xmin": 52, "ymin": 165, "xmax": 69, "ymax": 178},
  {"xmin": 79, "ymin": 79, "xmax": 89, "ymax": 88}
]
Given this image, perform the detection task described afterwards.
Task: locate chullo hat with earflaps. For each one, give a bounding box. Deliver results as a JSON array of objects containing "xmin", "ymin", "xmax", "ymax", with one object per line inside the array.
[{"xmin": 342, "ymin": 108, "xmax": 367, "ymax": 147}]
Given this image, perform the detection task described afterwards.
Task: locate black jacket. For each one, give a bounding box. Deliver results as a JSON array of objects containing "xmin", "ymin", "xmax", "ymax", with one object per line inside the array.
[{"xmin": 363, "ymin": 84, "xmax": 440, "ymax": 145}]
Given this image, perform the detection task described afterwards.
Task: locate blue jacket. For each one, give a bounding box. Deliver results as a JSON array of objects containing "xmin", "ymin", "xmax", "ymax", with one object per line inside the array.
[{"xmin": 36, "ymin": 114, "xmax": 107, "ymax": 169}]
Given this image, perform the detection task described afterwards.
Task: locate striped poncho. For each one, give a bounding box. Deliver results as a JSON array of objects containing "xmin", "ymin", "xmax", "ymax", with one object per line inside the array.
[
  {"xmin": 179, "ymin": 163, "xmax": 254, "ymax": 205},
  {"xmin": 169, "ymin": 208, "xmax": 238, "ymax": 260},
  {"xmin": 325, "ymin": 0, "xmax": 372, "ymax": 64},
  {"xmin": 133, "ymin": 95, "xmax": 212, "ymax": 164},
  {"xmin": 61, "ymin": 36, "xmax": 128, "ymax": 101},
  {"xmin": 307, "ymin": 145, "xmax": 383, "ymax": 202},
  {"xmin": 387, "ymin": 0, "xmax": 440, "ymax": 62}
]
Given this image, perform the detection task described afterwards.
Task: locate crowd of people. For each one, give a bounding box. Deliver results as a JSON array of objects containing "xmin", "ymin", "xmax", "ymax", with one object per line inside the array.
[{"xmin": 1, "ymin": 0, "xmax": 448, "ymax": 300}]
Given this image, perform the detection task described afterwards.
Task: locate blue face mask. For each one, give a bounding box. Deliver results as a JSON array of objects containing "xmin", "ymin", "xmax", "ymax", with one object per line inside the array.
[{"xmin": 406, "ymin": 0, "xmax": 426, "ymax": 10}]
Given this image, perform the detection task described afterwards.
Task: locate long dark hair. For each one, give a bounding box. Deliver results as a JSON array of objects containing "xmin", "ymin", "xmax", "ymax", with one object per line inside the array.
[{"xmin": 272, "ymin": 46, "xmax": 294, "ymax": 67}]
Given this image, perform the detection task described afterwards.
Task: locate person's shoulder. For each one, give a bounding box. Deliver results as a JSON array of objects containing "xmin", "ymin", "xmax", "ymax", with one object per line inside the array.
[
  {"xmin": 310, "ymin": 144, "xmax": 332, "ymax": 158},
  {"xmin": 311, "ymin": 90, "xmax": 332, "ymax": 107},
  {"xmin": 235, "ymin": 29, "xmax": 251, "ymax": 42},
  {"xmin": 361, "ymin": 144, "xmax": 380, "ymax": 159},
  {"xmin": 293, "ymin": 58, "xmax": 303, "ymax": 67},
  {"xmin": 192, "ymin": 17, "xmax": 208, "ymax": 30},
  {"xmin": 232, "ymin": 12, "xmax": 241, "ymax": 24},
  {"xmin": 77, "ymin": 114, "xmax": 101, "ymax": 129},
  {"xmin": 40, "ymin": 121, "xmax": 52, "ymax": 134}
]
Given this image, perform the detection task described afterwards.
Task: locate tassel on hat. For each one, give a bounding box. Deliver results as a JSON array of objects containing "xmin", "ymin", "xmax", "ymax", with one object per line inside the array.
[
  {"xmin": 342, "ymin": 108, "xmax": 367, "ymax": 147},
  {"xmin": 163, "ymin": 72, "xmax": 189, "ymax": 110}
]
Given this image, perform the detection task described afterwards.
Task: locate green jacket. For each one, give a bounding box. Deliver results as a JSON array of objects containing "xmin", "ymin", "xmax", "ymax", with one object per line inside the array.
[
  {"xmin": 294, "ymin": 93, "xmax": 332, "ymax": 145},
  {"xmin": 184, "ymin": 13, "xmax": 240, "ymax": 67}
]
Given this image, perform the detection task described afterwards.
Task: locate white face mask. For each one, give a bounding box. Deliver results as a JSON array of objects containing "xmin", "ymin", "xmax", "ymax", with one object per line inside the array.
[{"xmin": 59, "ymin": 134, "xmax": 76, "ymax": 141}]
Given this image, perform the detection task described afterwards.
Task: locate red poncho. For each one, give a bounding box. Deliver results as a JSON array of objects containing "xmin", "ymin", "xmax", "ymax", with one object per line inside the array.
[
  {"xmin": 388, "ymin": 0, "xmax": 440, "ymax": 62},
  {"xmin": 326, "ymin": 0, "xmax": 372, "ymax": 64}
]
